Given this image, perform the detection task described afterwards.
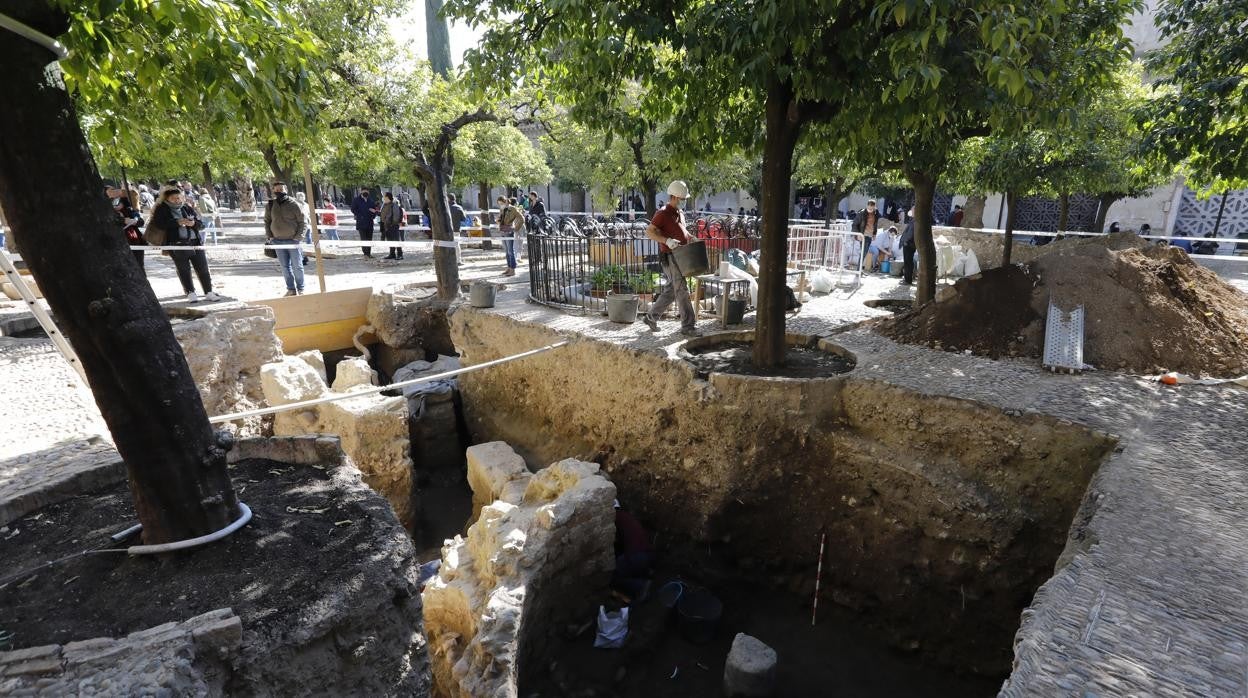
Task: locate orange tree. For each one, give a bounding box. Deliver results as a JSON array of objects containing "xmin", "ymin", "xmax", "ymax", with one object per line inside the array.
[{"xmin": 449, "ymin": 0, "xmax": 1142, "ymax": 365}]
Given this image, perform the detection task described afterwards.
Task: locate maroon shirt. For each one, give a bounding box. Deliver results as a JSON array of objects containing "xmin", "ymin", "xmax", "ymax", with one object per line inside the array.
[
  {"xmin": 650, "ymin": 204, "xmax": 688, "ymax": 254},
  {"xmin": 615, "ymin": 510, "xmax": 652, "ymax": 555}
]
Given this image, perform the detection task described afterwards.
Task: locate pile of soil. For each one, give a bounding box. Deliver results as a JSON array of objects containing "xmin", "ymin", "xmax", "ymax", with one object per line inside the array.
[
  {"xmin": 684, "ymin": 341, "xmax": 855, "ymax": 378},
  {"xmin": 876, "ymin": 239, "xmax": 1248, "ymax": 376}
]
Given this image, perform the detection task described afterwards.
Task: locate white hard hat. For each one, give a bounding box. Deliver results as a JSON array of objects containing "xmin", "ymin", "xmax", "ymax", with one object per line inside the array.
[{"xmin": 667, "ymin": 180, "xmax": 690, "ymax": 199}]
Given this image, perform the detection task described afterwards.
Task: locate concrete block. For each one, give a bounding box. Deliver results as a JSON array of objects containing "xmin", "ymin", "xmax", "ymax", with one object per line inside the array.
[
  {"xmin": 0, "ymin": 645, "xmax": 61, "ymax": 665},
  {"xmin": 3, "ymin": 658, "xmax": 62, "ymax": 677},
  {"xmin": 724, "ymin": 633, "xmax": 777, "ymax": 697}
]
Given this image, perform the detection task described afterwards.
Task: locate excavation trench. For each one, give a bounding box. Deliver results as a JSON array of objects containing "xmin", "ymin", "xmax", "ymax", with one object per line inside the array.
[{"xmin": 444, "ymin": 307, "xmax": 1118, "ymax": 692}]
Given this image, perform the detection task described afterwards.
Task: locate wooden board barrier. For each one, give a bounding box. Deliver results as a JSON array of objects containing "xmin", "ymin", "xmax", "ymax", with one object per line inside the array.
[{"xmin": 251, "ymin": 287, "xmax": 375, "ymax": 353}]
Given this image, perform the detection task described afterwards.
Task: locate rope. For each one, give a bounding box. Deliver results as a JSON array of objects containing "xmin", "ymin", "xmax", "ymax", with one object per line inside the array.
[{"xmin": 208, "ymin": 340, "xmax": 569, "ymax": 423}]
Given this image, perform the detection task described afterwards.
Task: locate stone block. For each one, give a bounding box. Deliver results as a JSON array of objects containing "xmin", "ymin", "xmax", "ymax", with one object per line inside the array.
[
  {"xmin": 174, "ymin": 306, "xmax": 283, "ymax": 436},
  {"xmin": 296, "ymin": 350, "xmax": 327, "ymax": 383},
  {"xmin": 724, "ymin": 633, "xmax": 777, "ymax": 697},
  {"xmin": 62, "ymin": 637, "xmax": 127, "ymax": 666},
  {"xmin": 466, "ymin": 442, "xmax": 531, "ymax": 521},
  {"xmin": 260, "ymin": 356, "xmax": 328, "ymax": 406},
  {"xmin": 190, "ymin": 616, "xmax": 243, "ymax": 653},
  {"xmin": 3, "ymin": 658, "xmax": 62, "ymax": 677},
  {"xmin": 0, "ymin": 645, "xmax": 61, "ymax": 665},
  {"xmin": 332, "ymin": 357, "xmax": 378, "ymax": 391},
  {"xmin": 367, "ymin": 290, "xmax": 455, "ymax": 355}
]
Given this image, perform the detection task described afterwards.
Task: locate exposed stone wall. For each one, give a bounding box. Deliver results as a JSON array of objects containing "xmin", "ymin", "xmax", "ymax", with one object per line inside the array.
[
  {"xmin": 367, "ymin": 288, "xmax": 456, "ymax": 358},
  {"xmin": 174, "ymin": 306, "xmax": 284, "ymax": 436},
  {"xmin": 259, "ymin": 354, "xmax": 413, "ymax": 526},
  {"xmin": 0, "ymin": 609, "xmax": 242, "ymax": 696},
  {"xmin": 422, "ymin": 445, "xmax": 616, "ymax": 698},
  {"xmin": 449, "ymin": 307, "xmax": 1116, "ymax": 672}
]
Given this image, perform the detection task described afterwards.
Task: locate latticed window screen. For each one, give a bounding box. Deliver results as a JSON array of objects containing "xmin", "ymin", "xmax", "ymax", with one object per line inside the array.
[
  {"xmin": 1012, "ymin": 194, "xmax": 1100, "ymax": 232},
  {"xmin": 1174, "ymin": 188, "xmax": 1248, "ymax": 243}
]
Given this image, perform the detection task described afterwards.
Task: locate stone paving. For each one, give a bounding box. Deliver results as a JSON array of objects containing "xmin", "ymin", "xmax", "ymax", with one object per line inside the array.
[{"xmin": 470, "ymin": 275, "xmax": 1248, "ymax": 697}]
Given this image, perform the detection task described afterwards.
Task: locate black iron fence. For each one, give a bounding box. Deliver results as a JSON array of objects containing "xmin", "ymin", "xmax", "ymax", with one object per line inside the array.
[{"xmin": 526, "ymin": 214, "xmax": 764, "ymax": 314}]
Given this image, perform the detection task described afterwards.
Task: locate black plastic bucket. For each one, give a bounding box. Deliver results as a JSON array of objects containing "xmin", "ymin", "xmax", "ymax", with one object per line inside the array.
[
  {"xmin": 725, "ymin": 297, "xmax": 747, "ymax": 325},
  {"xmin": 658, "ymin": 581, "xmax": 685, "ymax": 622},
  {"xmin": 677, "ymin": 588, "xmax": 722, "ymax": 644}
]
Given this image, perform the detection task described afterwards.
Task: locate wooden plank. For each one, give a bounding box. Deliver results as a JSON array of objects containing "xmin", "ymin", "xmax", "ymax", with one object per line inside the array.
[
  {"xmin": 276, "ymin": 316, "xmax": 375, "ymax": 354},
  {"xmin": 251, "ymin": 287, "xmax": 372, "ymax": 330}
]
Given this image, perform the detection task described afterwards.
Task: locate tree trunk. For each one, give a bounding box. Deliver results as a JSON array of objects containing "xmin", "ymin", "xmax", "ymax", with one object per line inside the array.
[
  {"xmin": 420, "ymin": 167, "xmax": 460, "ymax": 300},
  {"xmin": 907, "ymin": 169, "xmax": 939, "ymax": 304},
  {"xmin": 962, "ymin": 194, "xmax": 986, "ymax": 228},
  {"xmin": 261, "ymin": 143, "xmax": 292, "ymax": 184},
  {"xmin": 1003, "ymin": 190, "xmax": 1018, "ymax": 267},
  {"xmin": 0, "ymin": 1, "xmax": 238, "ymax": 544},
  {"xmin": 571, "ymin": 187, "xmax": 587, "ymax": 213},
  {"xmin": 233, "ymin": 173, "xmax": 256, "ymax": 213},
  {"xmin": 642, "ymin": 179, "xmax": 659, "ymax": 217},
  {"xmin": 1093, "ymin": 192, "xmax": 1121, "ymax": 233},
  {"xmin": 200, "ymin": 161, "xmax": 214, "ymax": 197},
  {"xmin": 753, "ymin": 77, "xmax": 802, "ymax": 368},
  {"xmin": 425, "ymin": 0, "xmax": 453, "ymax": 77},
  {"xmin": 477, "ymin": 181, "xmax": 492, "ymax": 224},
  {"xmin": 1056, "ymin": 191, "xmax": 1070, "ymax": 234}
]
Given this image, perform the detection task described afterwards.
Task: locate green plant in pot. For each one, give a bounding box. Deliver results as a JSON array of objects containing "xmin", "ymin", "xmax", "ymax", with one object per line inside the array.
[
  {"xmin": 631, "ymin": 271, "xmax": 659, "ymax": 299},
  {"xmin": 590, "ymin": 265, "xmax": 631, "ymax": 296}
]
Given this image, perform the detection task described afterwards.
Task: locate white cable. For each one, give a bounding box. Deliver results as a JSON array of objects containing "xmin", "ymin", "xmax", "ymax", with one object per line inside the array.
[
  {"xmin": 0, "ymin": 12, "xmax": 69, "ymax": 59},
  {"xmin": 209, "ymin": 340, "xmax": 569, "ymax": 424}
]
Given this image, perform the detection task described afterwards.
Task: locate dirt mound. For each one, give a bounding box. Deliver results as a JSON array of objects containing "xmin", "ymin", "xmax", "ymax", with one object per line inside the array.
[{"xmin": 877, "ymin": 244, "xmax": 1248, "ymax": 377}]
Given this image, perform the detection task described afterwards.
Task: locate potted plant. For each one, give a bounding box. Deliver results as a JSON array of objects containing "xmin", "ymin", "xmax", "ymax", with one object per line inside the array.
[
  {"xmin": 631, "ymin": 271, "xmax": 659, "ymax": 301},
  {"xmin": 590, "ymin": 265, "xmax": 632, "ymax": 298}
]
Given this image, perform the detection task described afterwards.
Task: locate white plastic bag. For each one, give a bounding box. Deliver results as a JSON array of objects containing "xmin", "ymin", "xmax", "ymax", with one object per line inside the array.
[
  {"xmin": 963, "ymin": 249, "xmax": 981, "ymax": 276},
  {"xmin": 594, "ymin": 605, "xmax": 629, "ymax": 648},
  {"xmin": 810, "ymin": 268, "xmax": 836, "ymax": 294}
]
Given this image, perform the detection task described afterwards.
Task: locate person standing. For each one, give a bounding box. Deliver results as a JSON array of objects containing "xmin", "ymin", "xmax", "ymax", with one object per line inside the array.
[
  {"xmin": 496, "ymin": 195, "xmax": 525, "ymax": 276},
  {"xmin": 319, "ymin": 198, "xmax": 340, "ymax": 240},
  {"xmin": 197, "ymin": 187, "xmax": 220, "ymax": 243},
  {"xmin": 137, "ymin": 184, "xmax": 154, "ymax": 212},
  {"xmin": 150, "ymin": 186, "xmax": 219, "ymax": 302},
  {"xmin": 900, "ymin": 208, "xmax": 917, "ymax": 286},
  {"xmin": 264, "ymin": 182, "xmax": 307, "ymax": 296},
  {"xmin": 351, "ymin": 187, "xmax": 377, "ymax": 257},
  {"xmin": 642, "ymin": 181, "xmax": 701, "ymax": 337},
  {"xmin": 448, "ymin": 193, "xmax": 466, "ymax": 234},
  {"xmin": 527, "ymin": 190, "xmax": 545, "ymax": 234},
  {"xmin": 107, "ymin": 184, "xmax": 146, "ymax": 274},
  {"xmin": 380, "ymin": 192, "xmax": 406, "ymax": 260},
  {"xmin": 854, "ymin": 199, "xmax": 882, "ymax": 250}
]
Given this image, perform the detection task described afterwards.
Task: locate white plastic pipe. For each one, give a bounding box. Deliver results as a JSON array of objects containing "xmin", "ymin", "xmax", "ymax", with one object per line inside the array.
[{"xmin": 125, "ymin": 502, "xmax": 252, "ymax": 555}]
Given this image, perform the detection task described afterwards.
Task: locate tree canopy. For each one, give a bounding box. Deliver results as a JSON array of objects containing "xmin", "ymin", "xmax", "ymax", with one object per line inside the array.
[{"xmin": 1143, "ymin": 0, "xmax": 1248, "ymax": 192}]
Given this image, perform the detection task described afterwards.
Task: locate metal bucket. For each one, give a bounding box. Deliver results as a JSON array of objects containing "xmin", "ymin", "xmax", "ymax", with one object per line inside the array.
[
  {"xmin": 469, "ymin": 281, "xmax": 496, "ymax": 308},
  {"xmin": 673, "ymin": 240, "xmax": 710, "ymax": 277},
  {"xmin": 606, "ymin": 293, "xmax": 639, "ymax": 323},
  {"xmin": 890, "ymin": 260, "xmax": 904, "ymax": 277}
]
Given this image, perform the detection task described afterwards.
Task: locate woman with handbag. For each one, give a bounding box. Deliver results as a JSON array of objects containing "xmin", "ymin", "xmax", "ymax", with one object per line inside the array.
[
  {"xmin": 149, "ymin": 186, "xmax": 220, "ymax": 302},
  {"xmin": 107, "ymin": 185, "xmax": 147, "ymax": 275}
]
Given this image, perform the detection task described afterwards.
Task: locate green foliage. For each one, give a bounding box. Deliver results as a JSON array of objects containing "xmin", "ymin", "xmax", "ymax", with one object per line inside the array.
[
  {"xmin": 455, "ymin": 123, "xmax": 551, "ymax": 188},
  {"xmin": 1143, "ymin": 0, "xmax": 1248, "ymax": 191},
  {"xmin": 56, "ymin": 0, "xmax": 322, "ymax": 150}
]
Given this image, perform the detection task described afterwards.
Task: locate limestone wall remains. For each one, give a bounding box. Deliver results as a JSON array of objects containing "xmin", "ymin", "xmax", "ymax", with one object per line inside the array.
[
  {"xmin": 422, "ymin": 444, "xmax": 615, "ymax": 697},
  {"xmin": 173, "ymin": 306, "xmax": 284, "ymax": 436},
  {"xmin": 259, "ymin": 354, "xmax": 413, "ymax": 526}
]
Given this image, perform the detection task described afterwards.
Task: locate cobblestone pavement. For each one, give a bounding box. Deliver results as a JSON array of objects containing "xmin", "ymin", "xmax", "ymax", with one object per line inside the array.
[{"xmin": 475, "ymin": 278, "xmax": 1248, "ymax": 697}]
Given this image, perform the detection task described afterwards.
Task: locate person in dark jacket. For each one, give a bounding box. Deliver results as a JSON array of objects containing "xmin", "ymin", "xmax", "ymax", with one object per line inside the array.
[
  {"xmin": 265, "ymin": 182, "xmax": 307, "ymax": 296},
  {"xmin": 107, "ymin": 185, "xmax": 146, "ymax": 274},
  {"xmin": 150, "ymin": 186, "xmax": 219, "ymax": 302},
  {"xmin": 900, "ymin": 207, "xmax": 917, "ymax": 286},
  {"xmin": 854, "ymin": 199, "xmax": 882, "ymax": 251},
  {"xmin": 350, "ymin": 188, "xmax": 377, "ymax": 257},
  {"xmin": 448, "ymin": 193, "xmax": 466, "ymax": 233},
  {"xmin": 380, "ymin": 192, "xmax": 406, "ymax": 260},
  {"xmin": 526, "ymin": 190, "xmax": 546, "ymax": 233}
]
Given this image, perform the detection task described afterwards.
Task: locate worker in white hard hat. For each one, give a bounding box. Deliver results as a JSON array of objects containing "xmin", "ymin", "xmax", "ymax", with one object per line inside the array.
[{"xmin": 641, "ymin": 180, "xmax": 701, "ymax": 336}]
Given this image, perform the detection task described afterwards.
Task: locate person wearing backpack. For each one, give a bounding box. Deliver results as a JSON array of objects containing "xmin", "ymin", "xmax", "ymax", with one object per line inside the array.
[
  {"xmin": 496, "ymin": 195, "xmax": 525, "ymax": 276},
  {"xmin": 380, "ymin": 192, "xmax": 406, "ymax": 260},
  {"xmin": 150, "ymin": 186, "xmax": 220, "ymax": 302},
  {"xmin": 264, "ymin": 181, "xmax": 307, "ymax": 296}
]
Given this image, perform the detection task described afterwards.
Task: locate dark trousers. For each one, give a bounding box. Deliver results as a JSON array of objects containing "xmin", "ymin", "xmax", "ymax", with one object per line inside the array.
[
  {"xmin": 132, "ymin": 250, "xmax": 145, "ymax": 276},
  {"xmin": 384, "ymin": 226, "xmax": 404, "ymax": 258},
  {"xmin": 170, "ymin": 249, "xmax": 212, "ymax": 293},
  {"xmin": 357, "ymin": 226, "xmax": 374, "ymax": 256},
  {"xmin": 902, "ymin": 241, "xmax": 917, "ymax": 283}
]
